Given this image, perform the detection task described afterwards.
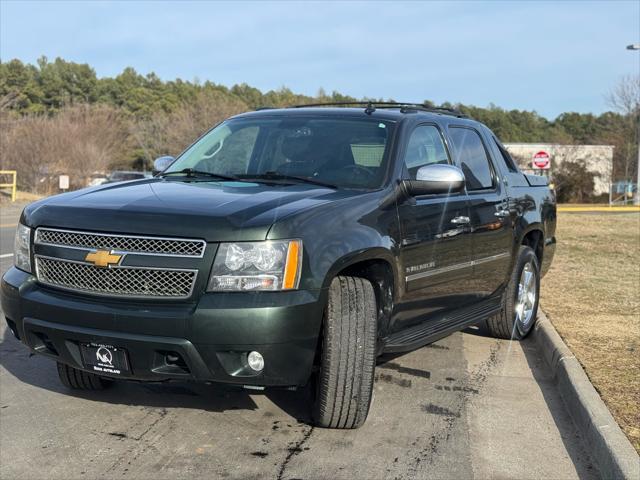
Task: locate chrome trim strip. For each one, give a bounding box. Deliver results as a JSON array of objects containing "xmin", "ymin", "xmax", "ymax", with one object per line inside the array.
[
  {"xmin": 405, "ymin": 252, "xmax": 510, "ymax": 283},
  {"xmin": 34, "ymin": 227, "xmax": 207, "ymax": 258},
  {"xmin": 472, "ymin": 252, "xmax": 511, "ymax": 266},
  {"xmin": 406, "ymin": 261, "xmax": 473, "ymax": 282},
  {"xmin": 34, "ymin": 254, "xmax": 198, "ymax": 299}
]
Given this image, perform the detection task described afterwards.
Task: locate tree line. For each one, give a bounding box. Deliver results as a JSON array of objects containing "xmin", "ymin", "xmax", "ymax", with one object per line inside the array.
[{"xmin": 0, "ymin": 56, "xmax": 637, "ymax": 198}]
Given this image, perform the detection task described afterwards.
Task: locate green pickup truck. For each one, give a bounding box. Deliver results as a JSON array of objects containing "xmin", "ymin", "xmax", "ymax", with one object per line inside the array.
[{"xmin": 1, "ymin": 103, "xmax": 556, "ymax": 429}]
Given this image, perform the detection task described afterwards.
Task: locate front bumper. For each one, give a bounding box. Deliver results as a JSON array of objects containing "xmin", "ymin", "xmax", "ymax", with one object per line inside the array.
[{"xmin": 1, "ymin": 267, "xmax": 325, "ymax": 387}]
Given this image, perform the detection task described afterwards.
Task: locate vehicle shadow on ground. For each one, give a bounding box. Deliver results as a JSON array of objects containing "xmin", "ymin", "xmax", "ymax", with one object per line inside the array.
[
  {"xmin": 460, "ymin": 322, "xmax": 492, "ymax": 337},
  {"xmin": 376, "ymin": 321, "xmax": 490, "ymax": 366},
  {"xmin": 0, "ymin": 328, "xmax": 311, "ymax": 421}
]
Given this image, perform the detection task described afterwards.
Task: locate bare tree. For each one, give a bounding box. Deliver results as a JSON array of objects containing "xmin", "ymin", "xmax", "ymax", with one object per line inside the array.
[
  {"xmin": 133, "ymin": 90, "xmax": 248, "ymax": 166},
  {"xmin": 554, "ymin": 159, "xmax": 600, "ymax": 203},
  {"xmin": 607, "ymin": 74, "xmax": 640, "ymax": 116},
  {"xmin": 1, "ymin": 92, "xmax": 248, "ymax": 195},
  {"xmin": 1, "ymin": 104, "xmax": 131, "ymax": 194},
  {"xmin": 606, "ymin": 75, "xmax": 640, "ymax": 182}
]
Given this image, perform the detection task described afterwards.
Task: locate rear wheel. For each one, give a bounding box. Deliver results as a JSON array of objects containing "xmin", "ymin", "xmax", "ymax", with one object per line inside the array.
[
  {"xmin": 487, "ymin": 246, "xmax": 540, "ymax": 340},
  {"xmin": 312, "ymin": 276, "xmax": 377, "ymax": 429},
  {"xmin": 57, "ymin": 362, "xmax": 111, "ymax": 390}
]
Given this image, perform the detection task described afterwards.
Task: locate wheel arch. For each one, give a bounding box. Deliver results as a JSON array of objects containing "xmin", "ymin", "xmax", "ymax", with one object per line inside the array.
[
  {"xmin": 519, "ymin": 226, "xmax": 544, "ymax": 264},
  {"xmin": 323, "ymin": 248, "xmax": 398, "ymax": 339}
]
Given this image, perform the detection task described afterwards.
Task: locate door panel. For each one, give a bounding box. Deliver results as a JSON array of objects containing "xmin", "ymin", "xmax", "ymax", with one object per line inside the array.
[
  {"xmin": 467, "ymin": 191, "xmax": 513, "ymax": 298},
  {"xmin": 392, "ymin": 123, "xmax": 476, "ymax": 334},
  {"xmin": 446, "ymin": 125, "xmax": 513, "ymax": 300},
  {"xmin": 395, "ymin": 195, "xmax": 474, "ymax": 332}
]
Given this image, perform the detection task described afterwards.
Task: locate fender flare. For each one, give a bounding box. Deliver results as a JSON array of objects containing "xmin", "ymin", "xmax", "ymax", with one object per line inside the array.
[{"xmin": 321, "ymin": 247, "xmax": 399, "ymax": 292}]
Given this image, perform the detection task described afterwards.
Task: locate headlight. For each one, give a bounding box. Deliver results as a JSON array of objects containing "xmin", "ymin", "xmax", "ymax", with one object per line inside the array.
[
  {"xmin": 14, "ymin": 223, "xmax": 32, "ymax": 273},
  {"xmin": 208, "ymin": 240, "xmax": 302, "ymax": 291}
]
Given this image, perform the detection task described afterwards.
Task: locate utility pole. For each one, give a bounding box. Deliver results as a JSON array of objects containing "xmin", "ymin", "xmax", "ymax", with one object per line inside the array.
[{"xmin": 626, "ymin": 44, "xmax": 640, "ymax": 205}]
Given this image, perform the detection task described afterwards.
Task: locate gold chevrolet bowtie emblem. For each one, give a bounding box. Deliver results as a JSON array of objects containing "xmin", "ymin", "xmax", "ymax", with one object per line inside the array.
[{"xmin": 85, "ymin": 250, "xmax": 122, "ymax": 268}]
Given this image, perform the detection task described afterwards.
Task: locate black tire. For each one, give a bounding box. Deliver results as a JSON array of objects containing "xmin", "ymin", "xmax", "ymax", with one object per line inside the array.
[
  {"xmin": 487, "ymin": 246, "xmax": 541, "ymax": 340},
  {"xmin": 312, "ymin": 276, "xmax": 377, "ymax": 429},
  {"xmin": 56, "ymin": 362, "xmax": 111, "ymax": 390}
]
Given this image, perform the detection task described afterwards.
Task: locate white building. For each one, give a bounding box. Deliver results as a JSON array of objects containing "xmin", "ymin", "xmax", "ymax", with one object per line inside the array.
[{"xmin": 503, "ymin": 143, "xmax": 614, "ymax": 196}]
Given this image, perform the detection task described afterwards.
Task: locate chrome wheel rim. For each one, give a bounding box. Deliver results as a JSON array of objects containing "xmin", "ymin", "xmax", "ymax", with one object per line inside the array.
[{"xmin": 515, "ymin": 261, "xmax": 536, "ymax": 328}]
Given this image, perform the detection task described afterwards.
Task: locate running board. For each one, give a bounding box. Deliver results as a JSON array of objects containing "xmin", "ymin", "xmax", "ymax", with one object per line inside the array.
[{"xmin": 383, "ymin": 299, "xmax": 501, "ymax": 353}]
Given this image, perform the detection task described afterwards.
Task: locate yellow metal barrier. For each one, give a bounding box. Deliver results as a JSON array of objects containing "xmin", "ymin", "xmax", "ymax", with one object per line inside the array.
[{"xmin": 0, "ymin": 170, "xmax": 17, "ymax": 202}]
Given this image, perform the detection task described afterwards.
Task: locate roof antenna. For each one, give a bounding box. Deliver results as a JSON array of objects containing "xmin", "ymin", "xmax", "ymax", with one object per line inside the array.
[{"xmin": 364, "ymin": 101, "xmax": 376, "ymax": 115}]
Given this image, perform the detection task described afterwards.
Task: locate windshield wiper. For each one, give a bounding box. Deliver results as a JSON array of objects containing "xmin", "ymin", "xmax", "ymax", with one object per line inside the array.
[
  {"xmin": 241, "ymin": 172, "xmax": 337, "ymax": 189},
  {"xmin": 159, "ymin": 168, "xmax": 240, "ymax": 182}
]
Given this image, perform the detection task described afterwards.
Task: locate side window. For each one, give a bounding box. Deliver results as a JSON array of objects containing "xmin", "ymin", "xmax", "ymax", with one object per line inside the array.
[
  {"xmin": 493, "ymin": 137, "xmax": 518, "ymax": 172},
  {"xmin": 403, "ymin": 125, "xmax": 450, "ymax": 180},
  {"xmin": 449, "ymin": 127, "xmax": 494, "ymax": 190}
]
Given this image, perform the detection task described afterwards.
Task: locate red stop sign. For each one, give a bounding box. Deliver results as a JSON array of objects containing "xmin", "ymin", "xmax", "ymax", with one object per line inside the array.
[{"xmin": 532, "ymin": 151, "xmax": 550, "ymax": 169}]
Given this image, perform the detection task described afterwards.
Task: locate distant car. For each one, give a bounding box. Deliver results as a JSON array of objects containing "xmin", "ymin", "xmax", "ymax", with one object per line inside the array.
[
  {"xmin": 104, "ymin": 171, "xmax": 152, "ymax": 183},
  {"xmin": 2, "ymin": 103, "xmax": 556, "ymax": 429},
  {"xmin": 87, "ymin": 174, "xmax": 109, "ymax": 187}
]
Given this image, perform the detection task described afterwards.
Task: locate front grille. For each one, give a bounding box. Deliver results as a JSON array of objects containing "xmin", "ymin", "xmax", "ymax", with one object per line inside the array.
[
  {"xmin": 36, "ymin": 256, "xmax": 197, "ymax": 298},
  {"xmin": 35, "ymin": 228, "xmax": 205, "ymax": 257}
]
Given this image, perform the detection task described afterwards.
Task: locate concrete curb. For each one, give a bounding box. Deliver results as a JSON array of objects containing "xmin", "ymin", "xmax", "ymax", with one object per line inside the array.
[{"xmin": 533, "ymin": 311, "xmax": 640, "ymax": 479}]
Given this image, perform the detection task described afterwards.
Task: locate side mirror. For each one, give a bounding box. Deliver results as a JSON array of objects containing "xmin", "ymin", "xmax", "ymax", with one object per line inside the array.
[
  {"xmin": 153, "ymin": 156, "xmax": 175, "ymax": 174},
  {"xmin": 404, "ymin": 164, "xmax": 465, "ymax": 196}
]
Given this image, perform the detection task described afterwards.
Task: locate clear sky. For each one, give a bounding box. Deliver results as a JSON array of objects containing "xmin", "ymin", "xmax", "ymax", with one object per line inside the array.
[{"xmin": 1, "ymin": 0, "xmax": 638, "ymax": 119}]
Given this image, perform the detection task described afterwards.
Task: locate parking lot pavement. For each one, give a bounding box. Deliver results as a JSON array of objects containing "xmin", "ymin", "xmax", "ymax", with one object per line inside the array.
[
  {"xmin": 0, "ymin": 213, "xmax": 598, "ymax": 480},
  {"xmin": 1, "ymin": 202, "xmax": 23, "ymax": 257}
]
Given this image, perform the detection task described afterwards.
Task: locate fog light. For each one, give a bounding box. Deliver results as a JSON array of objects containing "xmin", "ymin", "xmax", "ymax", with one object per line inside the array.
[
  {"xmin": 166, "ymin": 353, "xmax": 180, "ymax": 364},
  {"xmin": 247, "ymin": 351, "xmax": 264, "ymax": 372}
]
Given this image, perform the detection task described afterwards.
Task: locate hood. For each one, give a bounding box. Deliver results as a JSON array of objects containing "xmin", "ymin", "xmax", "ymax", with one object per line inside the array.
[{"xmin": 23, "ymin": 178, "xmax": 343, "ymax": 241}]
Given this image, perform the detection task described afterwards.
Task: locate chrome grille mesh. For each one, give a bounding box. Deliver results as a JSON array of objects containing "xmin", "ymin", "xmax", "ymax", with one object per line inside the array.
[
  {"xmin": 36, "ymin": 257, "xmax": 197, "ymax": 298},
  {"xmin": 36, "ymin": 228, "xmax": 205, "ymax": 257}
]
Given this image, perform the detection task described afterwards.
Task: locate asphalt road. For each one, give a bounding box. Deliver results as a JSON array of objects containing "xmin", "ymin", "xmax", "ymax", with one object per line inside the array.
[
  {"xmin": 0, "ymin": 204, "xmax": 598, "ymax": 479},
  {"xmin": 0, "ymin": 202, "xmax": 21, "ymax": 258}
]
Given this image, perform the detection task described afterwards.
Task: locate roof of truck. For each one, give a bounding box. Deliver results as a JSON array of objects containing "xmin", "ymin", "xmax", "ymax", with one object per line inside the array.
[{"xmin": 232, "ymin": 103, "xmax": 473, "ymax": 124}]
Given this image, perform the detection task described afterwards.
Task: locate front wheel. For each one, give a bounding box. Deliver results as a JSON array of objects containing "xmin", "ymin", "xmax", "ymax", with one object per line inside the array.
[
  {"xmin": 312, "ymin": 276, "xmax": 377, "ymax": 429},
  {"xmin": 487, "ymin": 246, "xmax": 540, "ymax": 340}
]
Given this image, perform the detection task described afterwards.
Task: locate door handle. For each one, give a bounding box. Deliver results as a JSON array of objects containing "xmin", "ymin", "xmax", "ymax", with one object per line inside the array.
[
  {"xmin": 494, "ymin": 209, "xmax": 510, "ymax": 218},
  {"xmin": 450, "ymin": 216, "xmax": 470, "ymax": 225}
]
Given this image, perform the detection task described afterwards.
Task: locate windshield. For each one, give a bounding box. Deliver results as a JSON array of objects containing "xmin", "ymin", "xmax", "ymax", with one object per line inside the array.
[{"xmin": 164, "ymin": 116, "xmax": 396, "ymax": 189}]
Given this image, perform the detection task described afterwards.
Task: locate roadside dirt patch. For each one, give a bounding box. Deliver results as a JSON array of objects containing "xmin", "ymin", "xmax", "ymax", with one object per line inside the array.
[{"xmin": 541, "ymin": 212, "xmax": 640, "ymax": 452}]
